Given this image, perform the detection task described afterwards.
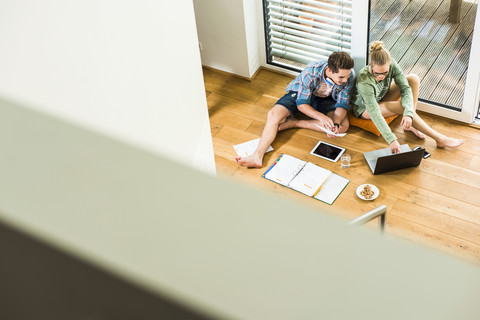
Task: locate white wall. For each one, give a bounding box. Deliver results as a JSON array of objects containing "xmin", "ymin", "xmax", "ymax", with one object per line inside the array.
[
  {"xmin": 0, "ymin": 0, "xmax": 215, "ymax": 175},
  {"xmin": 193, "ymin": 0, "xmax": 260, "ymax": 78}
]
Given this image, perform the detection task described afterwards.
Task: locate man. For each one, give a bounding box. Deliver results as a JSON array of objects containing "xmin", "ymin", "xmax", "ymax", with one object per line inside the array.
[{"xmin": 236, "ymin": 51, "xmax": 355, "ymax": 168}]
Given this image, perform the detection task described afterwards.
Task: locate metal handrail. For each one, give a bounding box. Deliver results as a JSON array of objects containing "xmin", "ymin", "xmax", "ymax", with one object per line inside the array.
[{"xmin": 348, "ymin": 205, "xmax": 387, "ymax": 233}]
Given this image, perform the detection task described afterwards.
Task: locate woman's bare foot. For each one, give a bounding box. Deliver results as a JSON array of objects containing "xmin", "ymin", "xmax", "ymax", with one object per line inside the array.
[
  {"xmin": 278, "ymin": 115, "xmax": 297, "ymax": 131},
  {"xmin": 235, "ymin": 154, "xmax": 263, "ymax": 168},
  {"xmin": 436, "ymin": 136, "xmax": 465, "ymax": 148},
  {"xmin": 405, "ymin": 126, "xmax": 425, "ymax": 139}
]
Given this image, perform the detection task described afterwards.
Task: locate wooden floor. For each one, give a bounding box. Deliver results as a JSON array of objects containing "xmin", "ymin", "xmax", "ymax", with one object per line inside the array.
[
  {"xmin": 204, "ymin": 66, "xmax": 480, "ymax": 266},
  {"xmin": 370, "ymin": 0, "xmax": 477, "ymax": 109}
]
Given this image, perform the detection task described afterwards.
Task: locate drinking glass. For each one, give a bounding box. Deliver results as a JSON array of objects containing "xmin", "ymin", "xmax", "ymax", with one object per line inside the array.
[{"xmin": 341, "ymin": 153, "xmax": 351, "ymax": 168}]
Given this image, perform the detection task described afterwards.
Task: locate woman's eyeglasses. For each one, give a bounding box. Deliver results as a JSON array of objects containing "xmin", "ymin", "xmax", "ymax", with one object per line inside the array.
[
  {"xmin": 371, "ymin": 68, "xmax": 389, "ymax": 77},
  {"xmin": 372, "ymin": 71, "xmax": 389, "ymax": 77}
]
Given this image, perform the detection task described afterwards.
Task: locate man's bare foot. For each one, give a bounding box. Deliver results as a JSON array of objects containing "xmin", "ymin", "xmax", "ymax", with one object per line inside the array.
[
  {"xmin": 235, "ymin": 155, "xmax": 263, "ymax": 168},
  {"xmin": 405, "ymin": 126, "xmax": 425, "ymax": 139},
  {"xmin": 436, "ymin": 136, "xmax": 465, "ymax": 148},
  {"xmin": 278, "ymin": 115, "xmax": 297, "ymax": 131}
]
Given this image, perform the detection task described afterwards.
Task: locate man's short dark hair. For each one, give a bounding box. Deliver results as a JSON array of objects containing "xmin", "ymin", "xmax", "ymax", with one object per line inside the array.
[{"xmin": 327, "ymin": 51, "xmax": 354, "ymax": 73}]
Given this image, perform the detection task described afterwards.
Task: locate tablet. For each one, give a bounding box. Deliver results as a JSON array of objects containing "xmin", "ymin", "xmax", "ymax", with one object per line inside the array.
[{"xmin": 310, "ymin": 141, "xmax": 345, "ymax": 162}]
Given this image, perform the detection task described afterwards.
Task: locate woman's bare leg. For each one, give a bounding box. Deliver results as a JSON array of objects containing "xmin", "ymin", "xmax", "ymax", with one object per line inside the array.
[
  {"xmin": 363, "ymin": 100, "xmax": 464, "ymax": 148},
  {"xmin": 380, "ymin": 74, "xmax": 425, "ymax": 138}
]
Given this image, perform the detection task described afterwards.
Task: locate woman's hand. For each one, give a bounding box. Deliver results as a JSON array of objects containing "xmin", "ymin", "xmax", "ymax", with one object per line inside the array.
[
  {"xmin": 401, "ymin": 116, "xmax": 413, "ymax": 130},
  {"xmin": 390, "ymin": 140, "xmax": 401, "ymax": 154}
]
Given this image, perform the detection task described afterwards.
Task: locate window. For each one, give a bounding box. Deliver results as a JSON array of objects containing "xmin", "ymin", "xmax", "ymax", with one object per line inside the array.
[{"xmin": 263, "ymin": 0, "xmax": 353, "ymax": 71}]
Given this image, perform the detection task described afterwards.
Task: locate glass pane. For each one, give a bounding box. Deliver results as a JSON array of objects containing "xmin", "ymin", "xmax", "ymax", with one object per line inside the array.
[
  {"xmin": 264, "ymin": 0, "xmax": 353, "ymax": 71},
  {"xmin": 369, "ymin": 0, "xmax": 478, "ymax": 110}
]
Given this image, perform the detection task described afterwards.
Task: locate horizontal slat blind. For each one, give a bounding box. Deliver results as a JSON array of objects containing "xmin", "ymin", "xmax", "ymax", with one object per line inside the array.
[{"xmin": 264, "ymin": 0, "xmax": 352, "ymax": 70}]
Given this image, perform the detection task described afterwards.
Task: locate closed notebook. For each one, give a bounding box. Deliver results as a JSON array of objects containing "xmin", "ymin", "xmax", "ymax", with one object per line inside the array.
[{"xmin": 263, "ymin": 154, "xmax": 349, "ymax": 205}]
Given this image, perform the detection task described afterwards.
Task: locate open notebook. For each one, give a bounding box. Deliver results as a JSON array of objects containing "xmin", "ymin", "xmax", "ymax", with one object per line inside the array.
[{"xmin": 263, "ymin": 154, "xmax": 349, "ymax": 205}]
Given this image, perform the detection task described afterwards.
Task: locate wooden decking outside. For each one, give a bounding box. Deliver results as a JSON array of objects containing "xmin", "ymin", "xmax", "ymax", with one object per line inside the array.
[
  {"xmin": 370, "ymin": 0, "xmax": 478, "ymax": 110},
  {"xmin": 272, "ymin": 0, "xmax": 477, "ymax": 110},
  {"xmin": 204, "ymin": 66, "xmax": 480, "ymax": 266}
]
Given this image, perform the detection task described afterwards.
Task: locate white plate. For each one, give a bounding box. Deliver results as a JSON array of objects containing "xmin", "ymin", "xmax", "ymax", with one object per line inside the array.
[{"xmin": 356, "ymin": 184, "xmax": 379, "ymax": 201}]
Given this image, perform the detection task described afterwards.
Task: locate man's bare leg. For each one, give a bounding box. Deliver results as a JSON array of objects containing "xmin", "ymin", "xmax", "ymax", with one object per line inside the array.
[
  {"xmin": 278, "ymin": 117, "xmax": 324, "ymax": 131},
  {"xmin": 236, "ymin": 105, "xmax": 291, "ymax": 168},
  {"xmin": 278, "ymin": 110, "xmax": 349, "ymax": 134}
]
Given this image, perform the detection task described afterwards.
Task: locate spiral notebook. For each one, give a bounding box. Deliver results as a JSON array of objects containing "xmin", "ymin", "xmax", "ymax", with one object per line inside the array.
[{"xmin": 262, "ymin": 154, "xmax": 349, "ymax": 205}]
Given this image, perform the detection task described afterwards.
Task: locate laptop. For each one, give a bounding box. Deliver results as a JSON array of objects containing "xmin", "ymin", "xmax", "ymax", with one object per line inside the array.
[{"xmin": 364, "ymin": 144, "xmax": 424, "ymax": 175}]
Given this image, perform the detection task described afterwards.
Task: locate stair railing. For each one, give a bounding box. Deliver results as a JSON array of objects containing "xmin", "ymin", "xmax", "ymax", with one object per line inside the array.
[{"xmin": 348, "ymin": 205, "xmax": 387, "ymax": 234}]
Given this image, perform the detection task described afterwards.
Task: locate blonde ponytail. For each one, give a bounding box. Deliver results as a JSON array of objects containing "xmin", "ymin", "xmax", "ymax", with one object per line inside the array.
[{"xmin": 369, "ymin": 41, "xmax": 391, "ymax": 66}]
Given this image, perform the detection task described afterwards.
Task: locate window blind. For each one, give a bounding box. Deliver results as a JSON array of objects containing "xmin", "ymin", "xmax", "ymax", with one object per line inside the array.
[{"xmin": 263, "ymin": 0, "xmax": 352, "ymax": 70}]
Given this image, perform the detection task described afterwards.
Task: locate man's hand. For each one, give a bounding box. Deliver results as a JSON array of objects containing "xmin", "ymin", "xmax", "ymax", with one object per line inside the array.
[
  {"xmin": 390, "ymin": 140, "xmax": 401, "ymax": 154},
  {"xmin": 316, "ymin": 114, "xmax": 334, "ymax": 131},
  {"xmin": 327, "ymin": 123, "xmax": 340, "ymax": 138},
  {"xmin": 401, "ymin": 116, "xmax": 413, "ymax": 130}
]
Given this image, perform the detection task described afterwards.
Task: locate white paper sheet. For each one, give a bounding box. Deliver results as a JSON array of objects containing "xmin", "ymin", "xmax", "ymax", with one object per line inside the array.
[
  {"xmin": 289, "ymin": 162, "xmax": 331, "ymax": 197},
  {"xmin": 233, "ymin": 138, "xmax": 273, "ymax": 157},
  {"xmin": 314, "ymin": 173, "xmax": 350, "ymax": 205},
  {"xmin": 313, "ymin": 123, "xmax": 347, "ymax": 137},
  {"xmin": 263, "ymin": 154, "xmax": 306, "ymax": 187}
]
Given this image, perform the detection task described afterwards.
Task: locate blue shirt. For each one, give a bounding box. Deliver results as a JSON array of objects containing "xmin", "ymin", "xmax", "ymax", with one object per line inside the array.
[{"xmin": 285, "ymin": 61, "xmax": 355, "ymax": 110}]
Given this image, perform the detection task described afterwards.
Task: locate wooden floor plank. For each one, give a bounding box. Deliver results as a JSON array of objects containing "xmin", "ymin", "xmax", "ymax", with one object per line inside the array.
[
  {"xmin": 214, "ymin": 154, "xmax": 240, "ymax": 177},
  {"xmin": 425, "ymin": 112, "xmax": 480, "ymax": 140},
  {"xmin": 386, "ymin": 182, "xmax": 480, "ymax": 224},
  {"xmin": 386, "ymin": 215, "xmax": 480, "ymax": 265},
  {"xmin": 255, "ymin": 95, "xmax": 282, "ymax": 109},
  {"xmin": 209, "ymin": 108, "xmax": 254, "ymax": 133},
  {"xmin": 213, "ymin": 126, "xmax": 260, "ymax": 159},
  {"xmin": 226, "ymin": 77, "xmax": 286, "ymax": 99},
  {"xmin": 468, "ymin": 156, "xmax": 480, "ymax": 172},
  {"xmin": 207, "ymin": 93, "xmax": 270, "ymax": 122},
  {"xmin": 417, "ymin": 157, "xmax": 480, "ymax": 189},
  {"xmin": 203, "ymin": 70, "xmax": 263, "ymax": 105},
  {"xmin": 254, "ymin": 69, "xmax": 295, "ymax": 84},
  {"xmin": 210, "ymin": 121, "xmax": 223, "ymax": 138},
  {"xmin": 391, "ymin": 199, "xmax": 480, "ymax": 244}
]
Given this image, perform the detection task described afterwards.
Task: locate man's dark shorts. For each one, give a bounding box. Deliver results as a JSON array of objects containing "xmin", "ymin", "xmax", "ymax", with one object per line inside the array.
[{"xmin": 276, "ymin": 91, "xmax": 337, "ymax": 115}]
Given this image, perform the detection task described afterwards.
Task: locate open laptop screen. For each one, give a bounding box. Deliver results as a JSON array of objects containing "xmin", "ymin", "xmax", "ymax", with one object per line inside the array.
[{"xmin": 364, "ymin": 145, "xmax": 424, "ymax": 175}]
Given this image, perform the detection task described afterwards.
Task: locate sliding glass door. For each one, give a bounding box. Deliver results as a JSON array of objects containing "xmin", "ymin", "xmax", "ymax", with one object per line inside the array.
[{"xmin": 369, "ymin": 0, "xmax": 480, "ymax": 122}]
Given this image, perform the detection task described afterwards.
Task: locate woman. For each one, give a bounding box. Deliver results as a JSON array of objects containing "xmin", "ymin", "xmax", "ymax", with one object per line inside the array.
[{"xmin": 352, "ymin": 41, "xmax": 464, "ymax": 154}]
